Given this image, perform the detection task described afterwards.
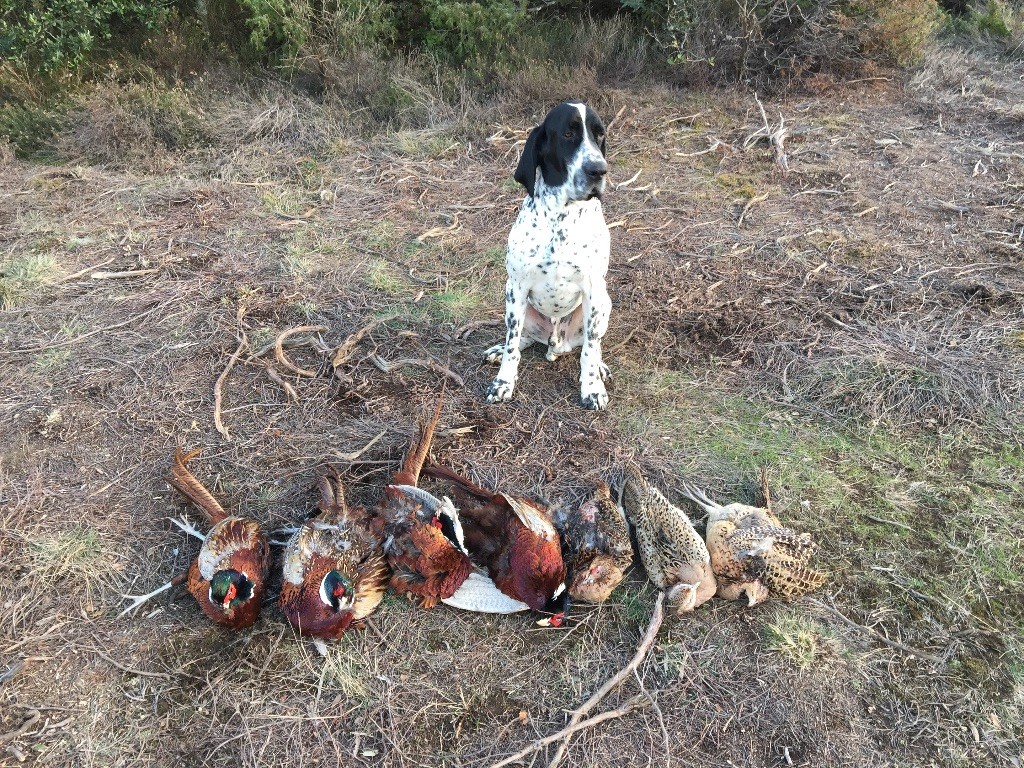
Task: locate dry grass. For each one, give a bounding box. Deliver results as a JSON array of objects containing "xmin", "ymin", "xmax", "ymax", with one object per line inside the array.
[{"xmin": 0, "ymin": 44, "xmax": 1022, "ymax": 768}]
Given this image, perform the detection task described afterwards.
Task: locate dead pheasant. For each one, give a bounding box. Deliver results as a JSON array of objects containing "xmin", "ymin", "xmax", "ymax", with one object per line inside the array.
[
  {"xmin": 557, "ymin": 481, "xmax": 633, "ymax": 603},
  {"xmin": 371, "ymin": 396, "xmax": 473, "ymax": 608},
  {"xmin": 679, "ymin": 473, "xmax": 826, "ymax": 605},
  {"xmin": 119, "ymin": 449, "xmax": 271, "ymax": 630},
  {"xmin": 619, "ymin": 461, "xmax": 716, "ymax": 613},
  {"xmin": 279, "ymin": 467, "xmax": 391, "ymax": 638}
]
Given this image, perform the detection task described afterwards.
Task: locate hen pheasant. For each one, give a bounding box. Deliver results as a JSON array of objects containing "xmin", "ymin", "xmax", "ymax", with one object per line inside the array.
[
  {"xmin": 619, "ymin": 461, "xmax": 716, "ymax": 613},
  {"xmin": 279, "ymin": 467, "xmax": 391, "ymax": 638},
  {"xmin": 119, "ymin": 448, "xmax": 271, "ymax": 630},
  {"xmin": 557, "ymin": 481, "xmax": 633, "ymax": 603},
  {"xmin": 679, "ymin": 475, "xmax": 826, "ymax": 605}
]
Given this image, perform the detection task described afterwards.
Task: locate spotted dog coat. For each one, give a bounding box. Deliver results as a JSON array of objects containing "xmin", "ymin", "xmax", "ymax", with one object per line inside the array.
[{"xmin": 485, "ymin": 101, "xmax": 612, "ymax": 410}]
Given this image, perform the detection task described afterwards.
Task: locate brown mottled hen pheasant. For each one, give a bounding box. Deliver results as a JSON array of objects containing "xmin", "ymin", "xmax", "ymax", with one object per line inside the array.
[
  {"xmin": 620, "ymin": 461, "xmax": 716, "ymax": 613},
  {"xmin": 372, "ymin": 398, "xmax": 473, "ymax": 608},
  {"xmin": 119, "ymin": 449, "xmax": 271, "ymax": 630},
  {"xmin": 279, "ymin": 467, "xmax": 390, "ymax": 638},
  {"xmin": 679, "ymin": 476, "xmax": 826, "ymax": 605},
  {"xmin": 424, "ymin": 465, "xmax": 569, "ymax": 626},
  {"xmin": 557, "ymin": 481, "xmax": 633, "ymax": 603}
]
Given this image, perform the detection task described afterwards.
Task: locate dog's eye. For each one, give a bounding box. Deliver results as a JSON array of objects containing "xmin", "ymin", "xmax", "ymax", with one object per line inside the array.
[{"xmin": 563, "ymin": 129, "xmax": 575, "ymax": 139}]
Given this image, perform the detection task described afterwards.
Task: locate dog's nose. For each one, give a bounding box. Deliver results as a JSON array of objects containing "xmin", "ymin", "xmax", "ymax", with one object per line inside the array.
[{"xmin": 583, "ymin": 160, "xmax": 607, "ymax": 179}]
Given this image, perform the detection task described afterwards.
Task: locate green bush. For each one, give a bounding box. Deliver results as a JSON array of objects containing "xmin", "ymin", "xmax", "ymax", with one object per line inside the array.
[
  {"xmin": 0, "ymin": 0, "xmax": 165, "ymax": 73},
  {"xmin": 421, "ymin": 1, "xmax": 524, "ymax": 62}
]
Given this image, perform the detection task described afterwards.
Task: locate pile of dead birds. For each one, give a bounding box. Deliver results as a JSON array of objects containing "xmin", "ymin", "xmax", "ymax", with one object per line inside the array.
[{"xmin": 120, "ymin": 397, "xmax": 826, "ymax": 637}]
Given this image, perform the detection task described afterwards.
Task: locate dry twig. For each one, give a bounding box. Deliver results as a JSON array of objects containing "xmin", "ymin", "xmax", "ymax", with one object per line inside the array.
[
  {"xmin": 807, "ymin": 598, "xmax": 943, "ymax": 664},
  {"xmin": 738, "ymin": 192, "xmax": 770, "ymax": 226},
  {"xmin": 332, "ymin": 318, "xmax": 387, "ymax": 367},
  {"xmin": 368, "ymin": 353, "xmax": 465, "ymax": 387},
  {"xmin": 214, "ymin": 308, "xmax": 249, "ymax": 441},
  {"xmin": 547, "ymin": 592, "xmax": 666, "ymax": 768},
  {"xmin": 488, "ymin": 697, "xmax": 645, "ymax": 768},
  {"xmin": 266, "ymin": 366, "xmax": 299, "ymax": 401},
  {"xmin": 275, "ymin": 325, "xmax": 327, "ymax": 377},
  {"xmin": 0, "ymin": 709, "xmax": 39, "ymax": 744}
]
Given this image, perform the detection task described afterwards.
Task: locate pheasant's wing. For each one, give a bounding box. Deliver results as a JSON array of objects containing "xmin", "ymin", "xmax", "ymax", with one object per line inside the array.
[
  {"xmin": 501, "ymin": 494, "xmax": 559, "ymax": 541},
  {"xmin": 197, "ymin": 517, "xmax": 265, "ymax": 580},
  {"xmin": 351, "ymin": 551, "xmax": 391, "ymax": 620},
  {"xmin": 725, "ymin": 526, "xmax": 825, "ymax": 596},
  {"xmin": 594, "ymin": 492, "xmax": 633, "ymax": 570}
]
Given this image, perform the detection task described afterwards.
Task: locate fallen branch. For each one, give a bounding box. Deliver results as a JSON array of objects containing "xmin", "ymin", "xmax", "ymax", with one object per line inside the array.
[
  {"xmin": 332, "ymin": 318, "xmax": 387, "ymax": 367},
  {"xmin": 90, "ymin": 268, "xmax": 160, "ymax": 279},
  {"xmin": 60, "ymin": 257, "xmax": 115, "ymax": 282},
  {"xmin": 214, "ymin": 308, "xmax": 248, "ymax": 441},
  {"xmin": 488, "ymin": 696, "xmax": 644, "ymax": 768},
  {"xmin": 368, "ymin": 353, "xmax": 465, "ymax": 387},
  {"xmin": 275, "ymin": 325, "xmax": 327, "ymax": 378},
  {"xmin": 332, "ymin": 429, "xmax": 387, "ymax": 462},
  {"xmin": 746, "ymin": 93, "xmax": 789, "ymax": 171},
  {"xmin": 0, "ymin": 709, "xmax": 39, "ymax": 744},
  {"xmin": 807, "ymin": 598, "xmax": 943, "ymax": 664},
  {"xmin": 547, "ymin": 592, "xmax": 665, "ymax": 768},
  {"xmin": 266, "ymin": 366, "xmax": 299, "ymax": 402},
  {"xmin": 738, "ymin": 192, "xmax": 770, "ymax": 226}
]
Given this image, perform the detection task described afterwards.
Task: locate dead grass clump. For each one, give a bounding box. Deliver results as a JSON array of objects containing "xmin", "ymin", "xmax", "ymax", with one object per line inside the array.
[
  {"xmin": 57, "ymin": 80, "xmax": 212, "ymax": 170},
  {"xmin": 0, "ymin": 251, "xmax": 57, "ymax": 310},
  {"xmin": 778, "ymin": 321, "xmax": 1024, "ymax": 429}
]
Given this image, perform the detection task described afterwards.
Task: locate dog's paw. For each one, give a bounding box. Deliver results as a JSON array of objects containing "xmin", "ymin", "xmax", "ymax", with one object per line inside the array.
[
  {"xmin": 581, "ymin": 384, "xmax": 608, "ymax": 411},
  {"xmin": 484, "ymin": 344, "xmax": 505, "ymax": 364},
  {"xmin": 486, "ymin": 378, "xmax": 515, "ymax": 403},
  {"xmin": 598, "ymin": 362, "xmax": 611, "ymax": 381},
  {"xmin": 545, "ymin": 348, "xmax": 560, "ymax": 362}
]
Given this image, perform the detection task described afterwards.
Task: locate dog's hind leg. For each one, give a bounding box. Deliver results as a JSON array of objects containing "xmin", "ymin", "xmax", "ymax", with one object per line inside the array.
[
  {"xmin": 486, "ymin": 280, "xmax": 530, "ymax": 403},
  {"xmin": 485, "ymin": 306, "xmax": 547, "ymax": 362},
  {"xmin": 579, "ymin": 282, "xmax": 612, "ymax": 410}
]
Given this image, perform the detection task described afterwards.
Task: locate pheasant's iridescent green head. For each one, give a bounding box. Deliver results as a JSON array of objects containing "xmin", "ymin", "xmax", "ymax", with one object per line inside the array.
[
  {"xmin": 209, "ymin": 570, "xmax": 254, "ymax": 612},
  {"xmin": 321, "ymin": 570, "xmax": 355, "ymax": 613}
]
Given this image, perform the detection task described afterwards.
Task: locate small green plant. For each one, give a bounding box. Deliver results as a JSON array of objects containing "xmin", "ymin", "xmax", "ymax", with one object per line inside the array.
[
  {"xmin": 0, "ymin": 252, "xmax": 57, "ymax": 309},
  {"xmin": 763, "ymin": 614, "xmax": 829, "ymax": 669}
]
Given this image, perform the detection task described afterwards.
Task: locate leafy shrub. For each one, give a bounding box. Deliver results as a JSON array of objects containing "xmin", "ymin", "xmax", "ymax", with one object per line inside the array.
[
  {"xmin": 0, "ymin": 0, "xmax": 165, "ymax": 73},
  {"xmin": 421, "ymin": 0, "xmax": 524, "ymax": 62}
]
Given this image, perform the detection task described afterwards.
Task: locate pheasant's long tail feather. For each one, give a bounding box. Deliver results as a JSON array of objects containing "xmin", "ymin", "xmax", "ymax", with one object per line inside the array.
[
  {"xmin": 315, "ymin": 465, "xmax": 351, "ymax": 522},
  {"xmin": 168, "ymin": 448, "xmax": 227, "ymax": 524},
  {"xmin": 394, "ymin": 391, "xmax": 445, "ymax": 486},
  {"xmin": 677, "ymin": 480, "xmax": 720, "ymax": 515},
  {"xmin": 423, "ymin": 464, "xmax": 493, "ymax": 502}
]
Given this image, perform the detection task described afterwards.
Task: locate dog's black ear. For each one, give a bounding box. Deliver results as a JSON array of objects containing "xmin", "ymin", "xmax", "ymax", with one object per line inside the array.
[
  {"xmin": 514, "ymin": 124, "xmax": 544, "ymax": 197},
  {"xmin": 599, "ymin": 132, "xmax": 606, "ymax": 156}
]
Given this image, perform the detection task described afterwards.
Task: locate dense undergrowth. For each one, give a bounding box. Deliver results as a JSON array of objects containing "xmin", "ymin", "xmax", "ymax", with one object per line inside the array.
[{"xmin": 2, "ymin": 0, "xmax": 1022, "ymax": 163}]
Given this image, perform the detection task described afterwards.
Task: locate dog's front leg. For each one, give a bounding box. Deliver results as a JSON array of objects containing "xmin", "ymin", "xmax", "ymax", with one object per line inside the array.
[
  {"xmin": 579, "ymin": 282, "xmax": 611, "ymax": 410},
  {"xmin": 486, "ymin": 280, "xmax": 529, "ymax": 403}
]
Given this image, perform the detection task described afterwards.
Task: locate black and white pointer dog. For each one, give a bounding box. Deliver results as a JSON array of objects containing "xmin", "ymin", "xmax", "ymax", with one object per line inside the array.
[{"xmin": 485, "ymin": 101, "xmax": 612, "ymax": 410}]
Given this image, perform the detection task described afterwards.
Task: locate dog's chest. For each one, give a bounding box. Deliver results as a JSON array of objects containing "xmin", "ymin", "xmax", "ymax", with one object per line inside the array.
[{"xmin": 507, "ymin": 199, "xmax": 609, "ymax": 290}]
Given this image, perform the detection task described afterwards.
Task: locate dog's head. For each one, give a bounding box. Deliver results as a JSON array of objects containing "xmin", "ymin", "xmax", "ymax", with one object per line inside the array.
[{"xmin": 515, "ymin": 101, "xmax": 607, "ymax": 202}]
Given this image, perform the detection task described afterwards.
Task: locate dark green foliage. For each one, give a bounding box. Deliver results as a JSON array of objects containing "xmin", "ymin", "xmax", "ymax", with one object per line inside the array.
[{"xmin": 0, "ymin": 0, "xmax": 165, "ymax": 72}]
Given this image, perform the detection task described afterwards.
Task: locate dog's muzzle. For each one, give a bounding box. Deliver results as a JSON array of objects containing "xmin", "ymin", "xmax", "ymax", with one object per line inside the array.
[{"xmin": 579, "ymin": 158, "xmax": 608, "ymax": 200}]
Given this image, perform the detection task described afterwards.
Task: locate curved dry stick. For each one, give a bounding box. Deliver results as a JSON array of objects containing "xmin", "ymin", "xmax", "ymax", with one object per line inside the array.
[
  {"xmin": 368, "ymin": 353, "xmax": 465, "ymax": 387},
  {"xmin": 275, "ymin": 325, "xmax": 328, "ymax": 377},
  {"xmin": 547, "ymin": 592, "xmax": 666, "ymax": 768},
  {"xmin": 0, "ymin": 708, "xmax": 40, "ymax": 744},
  {"xmin": 332, "ymin": 318, "xmax": 387, "ymax": 367},
  {"xmin": 488, "ymin": 697, "xmax": 643, "ymax": 768}
]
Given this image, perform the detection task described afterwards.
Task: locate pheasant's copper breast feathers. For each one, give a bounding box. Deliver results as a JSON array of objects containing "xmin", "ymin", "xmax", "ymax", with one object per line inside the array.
[{"xmin": 168, "ymin": 448, "xmax": 227, "ymax": 524}]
